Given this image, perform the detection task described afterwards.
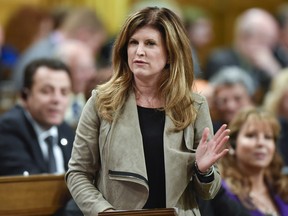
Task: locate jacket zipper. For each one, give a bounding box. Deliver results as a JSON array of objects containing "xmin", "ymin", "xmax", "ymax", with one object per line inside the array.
[{"xmin": 108, "ymin": 170, "xmax": 149, "ymax": 186}]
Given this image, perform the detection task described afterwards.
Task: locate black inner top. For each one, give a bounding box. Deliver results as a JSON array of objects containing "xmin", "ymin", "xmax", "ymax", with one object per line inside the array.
[{"xmin": 137, "ymin": 105, "xmax": 166, "ymax": 209}]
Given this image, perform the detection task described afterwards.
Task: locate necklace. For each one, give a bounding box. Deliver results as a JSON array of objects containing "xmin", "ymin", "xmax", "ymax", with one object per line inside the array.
[
  {"xmin": 135, "ymin": 89, "xmax": 162, "ymax": 108},
  {"xmin": 136, "ymin": 94, "xmax": 157, "ymax": 107}
]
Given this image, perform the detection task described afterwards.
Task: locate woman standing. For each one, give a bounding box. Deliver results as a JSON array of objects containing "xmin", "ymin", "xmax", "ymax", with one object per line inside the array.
[{"xmin": 66, "ymin": 7, "xmax": 229, "ymax": 216}]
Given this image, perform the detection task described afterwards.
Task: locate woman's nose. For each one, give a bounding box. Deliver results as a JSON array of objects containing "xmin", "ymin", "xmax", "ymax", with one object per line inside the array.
[
  {"xmin": 136, "ymin": 44, "xmax": 145, "ymax": 56},
  {"xmin": 256, "ymin": 134, "xmax": 267, "ymax": 146}
]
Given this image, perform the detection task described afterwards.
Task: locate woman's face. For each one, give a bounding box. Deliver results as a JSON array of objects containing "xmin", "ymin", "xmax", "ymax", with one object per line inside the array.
[
  {"xmin": 235, "ymin": 119, "xmax": 275, "ymax": 171},
  {"xmin": 127, "ymin": 25, "xmax": 168, "ymax": 86}
]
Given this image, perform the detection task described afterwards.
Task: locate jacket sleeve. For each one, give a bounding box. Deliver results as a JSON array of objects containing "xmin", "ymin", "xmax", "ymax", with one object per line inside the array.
[
  {"xmin": 0, "ymin": 106, "xmax": 44, "ymax": 175},
  {"xmin": 65, "ymin": 90, "xmax": 114, "ymax": 215},
  {"xmin": 191, "ymin": 93, "xmax": 222, "ymax": 200}
]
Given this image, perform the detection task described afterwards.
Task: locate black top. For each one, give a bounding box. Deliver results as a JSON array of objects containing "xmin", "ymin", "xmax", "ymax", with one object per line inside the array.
[{"xmin": 137, "ymin": 106, "xmax": 166, "ymax": 209}]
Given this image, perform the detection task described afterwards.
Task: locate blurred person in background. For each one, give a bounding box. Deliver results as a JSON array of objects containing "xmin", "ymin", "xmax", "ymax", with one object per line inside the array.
[
  {"xmin": 0, "ymin": 24, "xmax": 18, "ymax": 82},
  {"xmin": 0, "ymin": 6, "xmax": 56, "ymax": 113},
  {"xmin": 205, "ymin": 8, "xmax": 281, "ymax": 104},
  {"xmin": 218, "ymin": 107, "xmax": 288, "ymax": 215},
  {"xmin": 0, "ymin": 25, "xmax": 4, "ymax": 81},
  {"xmin": 5, "ymin": 5, "xmax": 53, "ymax": 55},
  {"xmin": 13, "ymin": 6, "xmax": 107, "ymax": 91},
  {"xmin": 0, "ymin": 58, "xmax": 83, "ymax": 216},
  {"xmin": 49, "ymin": 5, "xmax": 72, "ymax": 31},
  {"xmin": 0, "ymin": 58, "xmax": 73, "ymax": 176},
  {"xmin": 55, "ymin": 39, "xmax": 97, "ymax": 129},
  {"xmin": 191, "ymin": 79, "xmax": 215, "ymax": 121},
  {"xmin": 263, "ymin": 68, "xmax": 288, "ymax": 171},
  {"xmin": 182, "ymin": 6, "xmax": 214, "ymax": 78},
  {"xmin": 274, "ymin": 3, "xmax": 288, "ymax": 67},
  {"xmin": 0, "ymin": 24, "xmax": 19, "ymax": 115},
  {"xmin": 1, "ymin": 5, "xmax": 53, "ymax": 82},
  {"xmin": 192, "ymin": 79, "xmax": 214, "ymax": 107},
  {"xmin": 84, "ymin": 37, "xmax": 114, "ymax": 100},
  {"xmin": 209, "ymin": 66, "xmax": 256, "ymax": 133}
]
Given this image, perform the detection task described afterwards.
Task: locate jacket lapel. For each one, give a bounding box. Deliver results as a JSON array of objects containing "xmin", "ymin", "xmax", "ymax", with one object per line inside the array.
[{"xmin": 107, "ymin": 91, "xmax": 148, "ymax": 185}]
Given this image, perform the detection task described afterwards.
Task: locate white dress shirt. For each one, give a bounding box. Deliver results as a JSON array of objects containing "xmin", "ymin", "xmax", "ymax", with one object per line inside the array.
[{"xmin": 24, "ymin": 110, "xmax": 65, "ymax": 174}]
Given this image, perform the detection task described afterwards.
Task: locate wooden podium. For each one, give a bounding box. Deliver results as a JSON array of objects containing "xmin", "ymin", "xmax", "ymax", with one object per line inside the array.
[
  {"xmin": 99, "ymin": 208, "xmax": 178, "ymax": 216},
  {"xmin": 0, "ymin": 174, "xmax": 71, "ymax": 216}
]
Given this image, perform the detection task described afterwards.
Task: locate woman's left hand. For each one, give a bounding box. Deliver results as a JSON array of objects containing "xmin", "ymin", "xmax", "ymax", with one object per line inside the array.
[{"xmin": 195, "ymin": 124, "xmax": 230, "ymax": 172}]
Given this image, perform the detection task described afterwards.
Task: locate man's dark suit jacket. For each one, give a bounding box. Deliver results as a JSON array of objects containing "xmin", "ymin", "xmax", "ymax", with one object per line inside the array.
[{"xmin": 0, "ymin": 105, "xmax": 75, "ymax": 176}]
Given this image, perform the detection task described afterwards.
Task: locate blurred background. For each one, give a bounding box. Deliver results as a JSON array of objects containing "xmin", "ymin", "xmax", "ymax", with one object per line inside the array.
[
  {"xmin": 0, "ymin": 0, "xmax": 287, "ymax": 114},
  {"xmin": 0, "ymin": 0, "xmax": 285, "ymax": 71}
]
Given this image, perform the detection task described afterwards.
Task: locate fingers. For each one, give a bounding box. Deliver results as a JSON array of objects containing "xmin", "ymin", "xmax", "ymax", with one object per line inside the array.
[
  {"xmin": 213, "ymin": 124, "xmax": 230, "ymax": 153},
  {"xmin": 214, "ymin": 133, "xmax": 230, "ymax": 154},
  {"xmin": 196, "ymin": 125, "xmax": 230, "ymax": 168},
  {"xmin": 215, "ymin": 148, "xmax": 229, "ymax": 161},
  {"xmin": 214, "ymin": 125, "xmax": 230, "ymax": 146},
  {"xmin": 200, "ymin": 127, "xmax": 210, "ymax": 145},
  {"xmin": 214, "ymin": 124, "xmax": 227, "ymax": 140}
]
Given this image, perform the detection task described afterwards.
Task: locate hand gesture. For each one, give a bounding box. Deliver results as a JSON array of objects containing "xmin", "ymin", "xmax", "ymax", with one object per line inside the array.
[{"xmin": 195, "ymin": 124, "xmax": 230, "ymax": 172}]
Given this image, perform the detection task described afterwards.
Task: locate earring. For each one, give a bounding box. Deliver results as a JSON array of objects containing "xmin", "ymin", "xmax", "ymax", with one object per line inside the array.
[{"xmin": 229, "ymin": 148, "xmax": 235, "ymax": 155}]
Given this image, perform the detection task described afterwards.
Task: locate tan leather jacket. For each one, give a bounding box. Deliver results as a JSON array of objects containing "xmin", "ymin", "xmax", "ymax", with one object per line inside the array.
[{"xmin": 66, "ymin": 90, "xmax": 221, "ymax": 216}]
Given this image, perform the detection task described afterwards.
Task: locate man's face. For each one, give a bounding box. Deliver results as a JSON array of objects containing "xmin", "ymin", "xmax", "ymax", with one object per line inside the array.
[
  {"xmin": 214, "ymin": 83, "xmax": 252, "ymax": 123},
  {"xmin": 23, "ymin": 66, "xmax": 71, "ymax": 129}
]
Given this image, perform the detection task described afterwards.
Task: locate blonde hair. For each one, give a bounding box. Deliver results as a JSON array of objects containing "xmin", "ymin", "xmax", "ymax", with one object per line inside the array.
[
  {"xmin": 220, "ymin": 107, "xmax": 288, "ymax": 205},
  {"xmin": 263, "ymin": 68, "xmax": 288, "ymax": 116},
  {"xmin": 96, "ymin": 7, "xmax": 196, "ymax": 131}
]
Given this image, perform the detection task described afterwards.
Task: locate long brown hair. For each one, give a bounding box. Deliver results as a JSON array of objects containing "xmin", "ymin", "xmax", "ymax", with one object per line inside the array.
[
  {"xmin": 96, "ymin": 7, "xmax": 196, "ymax": 131},
  {"xmin": 220, "ymin": 107, "xmax": 288, "ymax": 205}
]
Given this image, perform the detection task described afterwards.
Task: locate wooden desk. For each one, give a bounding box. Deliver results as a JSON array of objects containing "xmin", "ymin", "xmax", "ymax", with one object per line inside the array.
[
  {"xmin": 0, "ymin": 174, "xmax": 71, "ymax": 216},
  {"xmin": 99, "ymin": 208, "xmax": 178, "ymax": 216}
]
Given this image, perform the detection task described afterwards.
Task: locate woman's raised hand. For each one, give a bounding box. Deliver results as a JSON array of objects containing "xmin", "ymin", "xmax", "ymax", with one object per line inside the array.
[{"xmin": 195, "ymin": 124, "xmax": 230, "ymax": 172}]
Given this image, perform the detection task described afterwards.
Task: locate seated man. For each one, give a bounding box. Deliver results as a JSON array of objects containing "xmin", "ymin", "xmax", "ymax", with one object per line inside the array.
[
  {"xmin": 0, "ymin": 58, "xmax": 82, "ymax": 216},
  {"xmin": 209, "ymin": 66, "xmax": 256, "ymax": 133},
  {"xmin": 204, "ymin": 8, "xmax": 281, "ymax": 104},
  {"xmin": 0, "ymin": 58, "xmax": 74, "ymax": 175}
]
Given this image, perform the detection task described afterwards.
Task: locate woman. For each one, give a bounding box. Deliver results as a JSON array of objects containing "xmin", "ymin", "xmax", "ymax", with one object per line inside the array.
[
  {"xmin": 65, "ymin": 7, "xmax": 229, "ymax": 216},
  {"xmin": 219, "ymin": 107, "xmax": 288, "ymax": 215}
]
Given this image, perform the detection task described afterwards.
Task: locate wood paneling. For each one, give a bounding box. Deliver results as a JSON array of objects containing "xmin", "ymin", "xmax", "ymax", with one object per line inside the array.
[{"xmin": 0, "ymin": 174, "xmax": 70, "ymax": 216}]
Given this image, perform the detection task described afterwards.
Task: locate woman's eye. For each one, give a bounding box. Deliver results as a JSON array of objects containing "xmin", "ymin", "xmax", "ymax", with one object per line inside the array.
[
  {"xmin": 264, "ymin": 134, "xmax": 273, "ymax": 140},
  {"xmin": 129, "ymin": 40, "xmax": 138, "ymax": 45},
  {"xmin": 245, "ymin": 133, "xmax": 255, "ymax": 138},
  {"xmin": 146, "ymin": 41, "xmax": 155, "ymax": 46}
]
